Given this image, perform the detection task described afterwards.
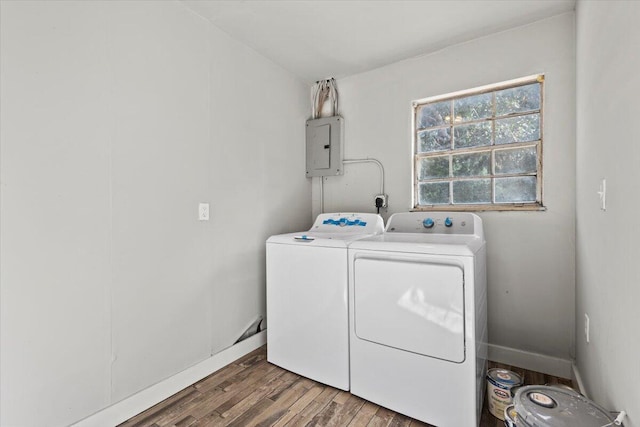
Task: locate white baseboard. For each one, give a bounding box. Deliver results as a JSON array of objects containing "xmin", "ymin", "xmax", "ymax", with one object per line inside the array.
[
  {"xmin": 488, "ymin": 344, "xmax": 573, "ymax": 379},
  {"xmin": 71, "ymin": 330, "xmax": 267, "ymax": 427}
]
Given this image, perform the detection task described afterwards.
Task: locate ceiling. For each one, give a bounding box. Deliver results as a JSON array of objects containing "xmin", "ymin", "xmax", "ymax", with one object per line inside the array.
[{"xmin": 182, "ymin": 0, "xmax": 575, "ymax": 83}]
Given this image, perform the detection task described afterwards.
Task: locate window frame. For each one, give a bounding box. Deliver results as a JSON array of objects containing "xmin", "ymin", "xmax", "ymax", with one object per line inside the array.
[{"xmin": 411, "ymin": 75, "xmax": 545, "ymax": 212}]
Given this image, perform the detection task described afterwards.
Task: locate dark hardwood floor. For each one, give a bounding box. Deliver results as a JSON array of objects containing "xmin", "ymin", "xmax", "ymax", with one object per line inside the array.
[{"xmin": 119, "ymin": 346, "xmax": 573, "ymax": 427}]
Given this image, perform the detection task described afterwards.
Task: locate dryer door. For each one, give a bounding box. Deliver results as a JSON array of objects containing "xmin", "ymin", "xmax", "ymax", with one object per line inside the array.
[{"xmin": 353, "ymin": 256, "xmax": 465, "ymax": 363}]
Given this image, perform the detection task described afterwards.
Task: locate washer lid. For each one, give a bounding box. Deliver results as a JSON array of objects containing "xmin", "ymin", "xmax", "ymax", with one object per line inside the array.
[
  {"xmin": 267, "ymin": 231, "xmax": 382, "ymax": 247},
  {"xmin": 514, "ymin": 385, "xmax": 614, "ymax": 427}
]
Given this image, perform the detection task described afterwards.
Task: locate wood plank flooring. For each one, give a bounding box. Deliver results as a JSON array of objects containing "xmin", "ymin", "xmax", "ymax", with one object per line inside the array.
[{"xmin": 119, "ymin": 346, "xmax": 573, "ymax": 427}]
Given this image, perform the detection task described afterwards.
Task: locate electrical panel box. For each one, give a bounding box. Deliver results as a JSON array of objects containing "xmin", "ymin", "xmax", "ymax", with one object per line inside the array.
[{"xmin": 306, "ymin": 116, "xmax": 343, "ymax": 177}]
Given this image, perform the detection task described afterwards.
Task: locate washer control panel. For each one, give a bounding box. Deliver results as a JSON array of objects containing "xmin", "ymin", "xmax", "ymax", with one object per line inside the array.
[
  {"xmin": 311, "ymin": 213, "xmax": 385, "ymax": 233},
  {"xmin": 387, "ymin": 212, "xmax": 476, "ymax": 234}
]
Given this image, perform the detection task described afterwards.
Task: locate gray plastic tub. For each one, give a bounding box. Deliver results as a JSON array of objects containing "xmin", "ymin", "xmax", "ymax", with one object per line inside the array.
[{"xmin": 507, "ymin": 385, "xmax": 616, "ymax": 427}]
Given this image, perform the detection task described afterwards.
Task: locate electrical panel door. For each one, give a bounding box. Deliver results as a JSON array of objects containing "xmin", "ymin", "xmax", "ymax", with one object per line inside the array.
[{"xmin": 306, "ymin": 116, "xmax": 343, "ymax": 177}]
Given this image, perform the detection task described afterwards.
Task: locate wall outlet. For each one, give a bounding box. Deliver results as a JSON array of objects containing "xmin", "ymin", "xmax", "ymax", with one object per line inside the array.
[
  {"xmin": 375, "ymin": 194, "xmax": 388, "ymax": 209},
  {"xmin": 198, "ymin": 203, "xmax": 210, "ymax": 221},
  {"xmin": 584, "ymin": 313, "xmax": 590, "ymax": 343}
]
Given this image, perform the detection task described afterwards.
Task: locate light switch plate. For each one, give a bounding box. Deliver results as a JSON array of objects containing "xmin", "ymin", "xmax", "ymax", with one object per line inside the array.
[
  {"xmin": 199, "ymin": 203, "xmax": 209, "ymax": 221},
  {"xmin": 598, "ymin": 179, "xmax": 606, "ymax": 211},
  {"xmin": 584, "ymin": 313, "xmax": 590, "ymax": 343}
]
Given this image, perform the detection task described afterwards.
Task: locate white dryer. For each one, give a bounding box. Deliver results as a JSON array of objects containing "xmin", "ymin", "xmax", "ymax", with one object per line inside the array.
[
  {"xmin": 348, "ymin": 212, "xmax": 487, "ymax": 427},
  {"xmin": 266, "ymin": 213, "xmax": 384, "ymax": 390}
]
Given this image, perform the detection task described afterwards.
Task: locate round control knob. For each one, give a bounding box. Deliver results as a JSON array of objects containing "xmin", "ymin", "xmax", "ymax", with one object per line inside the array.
[
  {"xmin": 444, "ymin": 217, "xmax": 453, "ymax": 227},
  {"xmin": 423, "ymin": 218, "xmax": 435, "ymax": 228}
]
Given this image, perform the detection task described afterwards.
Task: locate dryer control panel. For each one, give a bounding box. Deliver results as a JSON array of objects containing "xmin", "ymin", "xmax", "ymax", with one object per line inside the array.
[{"xmin": 386, "ymin": 212, "xmax": 480, "ymax": 235}]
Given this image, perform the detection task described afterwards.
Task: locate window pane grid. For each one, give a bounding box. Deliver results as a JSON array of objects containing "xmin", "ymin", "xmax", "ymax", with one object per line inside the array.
[
  {"xmin": 413, "ymin": 77, "xmax": 543, "ymax": 209},
  {"xmin": 415, "ymin": 143, "xmax": 538, "ymax": 181},
  {"xmin": 415, "ymin": 110, "xmax": 542, "ymax": 134},
  {"xmin": 415, "ymin": 115, "xmax": 541, "ymax": 153},
  {"xmin": 416, "ymin": 176, "xmax": 538, "ymax": 205}
]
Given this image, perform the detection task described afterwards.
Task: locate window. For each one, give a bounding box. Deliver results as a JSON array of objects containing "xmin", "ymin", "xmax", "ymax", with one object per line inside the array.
[{"xmin": 413, "ymin": 75, "xmax": 544, "ymax": 211}]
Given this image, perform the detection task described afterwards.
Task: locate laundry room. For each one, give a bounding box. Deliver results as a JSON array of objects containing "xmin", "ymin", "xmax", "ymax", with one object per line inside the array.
[{"xmin": 0, "ymin": 1, "xmax": 638, "ymax": 427}]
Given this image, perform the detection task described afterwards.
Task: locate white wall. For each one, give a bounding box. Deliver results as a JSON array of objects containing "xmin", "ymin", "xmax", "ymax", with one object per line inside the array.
[
  {"xmin": 575, "ymin": 1, "xmax": 640, "ymax": 425},
  {"xmin": 313, "ymin": 13, "xmax": 576, "ymax": 368},
  {"xmin": 0, "ymin": 1, "xmax": 309, "ymax": 426}
]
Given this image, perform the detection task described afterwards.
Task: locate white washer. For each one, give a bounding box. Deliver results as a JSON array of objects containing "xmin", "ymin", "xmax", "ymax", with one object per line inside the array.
[
  {"xmin": 348, "ymin": 212, "xmax": 487, "ymax": 427},
  {"xmin": 266, "ymin": 213, "xmax": 384, "ymax": 390}
]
